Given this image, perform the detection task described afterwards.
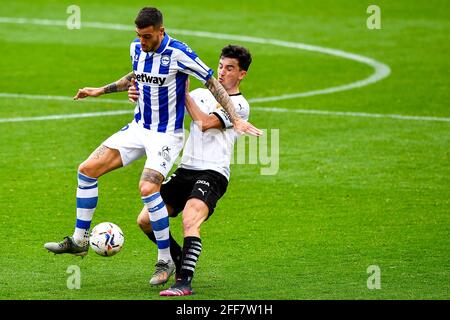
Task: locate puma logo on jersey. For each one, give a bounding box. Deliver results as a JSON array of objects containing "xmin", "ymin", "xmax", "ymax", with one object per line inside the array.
[
  {"xmin": 136, "ymin": 73, "xmax": 167, "ymax": 86},
  {"xmin": 198, "ymin": 188, "xmax": 207, "ymax": 196}
]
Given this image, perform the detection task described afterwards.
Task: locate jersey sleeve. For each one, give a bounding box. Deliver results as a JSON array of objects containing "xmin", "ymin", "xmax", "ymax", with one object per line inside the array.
[
  {"xmin": 212, "ymin": 99, "xmax": 250, "ymax": 129},
  {"xmin": 130, "ymin": 39, "xmax": 140, "ymax": 69},
  {"xmin": 174, "ymin": 43, "xmax": 214, "ymax": 84}
]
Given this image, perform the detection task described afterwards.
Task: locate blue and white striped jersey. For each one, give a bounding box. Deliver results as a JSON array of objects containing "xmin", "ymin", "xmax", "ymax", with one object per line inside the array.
[{"xmin": 130, "ymin": 33, "xmax": 214, "ymax": 133}]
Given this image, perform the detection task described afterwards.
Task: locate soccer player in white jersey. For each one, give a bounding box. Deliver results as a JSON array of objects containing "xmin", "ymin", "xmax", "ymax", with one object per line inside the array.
[
  {"xmin": 44, "ymin": 7, "xmax": 262, "ymax": 285},
  {"xmin": 131, "ymin": 45, "xmax": 254, "ymax": 296}
]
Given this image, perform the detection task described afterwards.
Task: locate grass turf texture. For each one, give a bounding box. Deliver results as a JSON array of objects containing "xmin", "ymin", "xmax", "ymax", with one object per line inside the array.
[{"xmin": 0, "ymin": 0, "xmax": 449, "ymax": 299}]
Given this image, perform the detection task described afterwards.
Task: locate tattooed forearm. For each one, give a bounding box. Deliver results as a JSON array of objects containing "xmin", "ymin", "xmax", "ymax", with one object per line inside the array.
[
  {"xmin": 205, "ymin": 77, "xmax": 239, "ymax": 123},
  {"xmin": 140, "ymin": 169, "xmax": 164, "ymax": 185},
  {"xmin": 103, "ymin": 71, "xmax": 135, "ymax": 94},
  {"xmin": 104, "ymin": 83, "xmax": 118, "ymax": 94}
]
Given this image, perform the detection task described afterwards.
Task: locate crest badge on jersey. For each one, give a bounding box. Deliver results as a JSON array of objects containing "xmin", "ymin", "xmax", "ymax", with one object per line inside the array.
[
  {"xmin": 133, "ymin": 54, "xmax": 139, "ymax": 62},
  {"xmin": 161, "ymin": 55, "xmax": 171, "ymax": 67}
]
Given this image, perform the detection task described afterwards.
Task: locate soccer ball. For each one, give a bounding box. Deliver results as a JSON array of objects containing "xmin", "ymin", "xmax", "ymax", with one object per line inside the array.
[{"xmin": 89, "ymin": 222, "xmax": 124, "ymax": 257}]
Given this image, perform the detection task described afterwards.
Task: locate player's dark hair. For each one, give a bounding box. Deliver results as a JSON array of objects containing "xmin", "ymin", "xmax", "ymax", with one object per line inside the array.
[
  {"xmin": 220, "ymin": 45, "xmax": 252, "ymax": 71},
  {"xmin": 135, "ymin": 7, "xmax": 163, "ymax": 29}
]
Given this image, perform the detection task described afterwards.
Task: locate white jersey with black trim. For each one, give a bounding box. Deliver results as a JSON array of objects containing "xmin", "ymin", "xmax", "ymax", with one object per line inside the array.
[
  {"xmin": 179, "ymin": 88, "xmax": 250, "ymax": 180},
  {"xmin": 130, "ymin": 34, "xmax": 214, "ymax": 133}
]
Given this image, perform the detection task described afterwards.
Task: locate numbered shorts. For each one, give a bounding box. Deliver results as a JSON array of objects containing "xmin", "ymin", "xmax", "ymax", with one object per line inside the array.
[
  {"xmin": 102, "ymin": 121, "xmax": 184, "ymax": 178},
  {"xmin": 160, "ymin": 167, "xmax": 228, "ymax": 219}
]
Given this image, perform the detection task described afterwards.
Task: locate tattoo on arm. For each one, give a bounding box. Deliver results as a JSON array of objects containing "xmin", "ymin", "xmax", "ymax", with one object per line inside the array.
[
  {"xmin": 205, "ymin": 77, "xmax": 239, "ymax": 123},
  {"xmin": 140, "ymin": 169, "xmax": 164, "ymax": 185},
  {"xmin": 104, "ymin": 83, "xmax": 118, "ymax": 94},
  {"xmin": 103, "ymin": 71, "xmax": 135, "ymax": 94}
]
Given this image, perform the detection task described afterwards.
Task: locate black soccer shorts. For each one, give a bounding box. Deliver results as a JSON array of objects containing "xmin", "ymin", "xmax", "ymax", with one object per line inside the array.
[{"xmin": 160, "ymin": 167, "xmax": 228, "ymax": 219}]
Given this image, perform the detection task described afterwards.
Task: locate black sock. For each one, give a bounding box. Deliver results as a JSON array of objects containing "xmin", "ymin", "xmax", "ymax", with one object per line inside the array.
[
  {"xmin": 179, "ymin": 236, "xmax": 202, "ymax": 283},
  {"xmin": 146, "ymin": 231, "xmax": 182, "ymax": 273}
]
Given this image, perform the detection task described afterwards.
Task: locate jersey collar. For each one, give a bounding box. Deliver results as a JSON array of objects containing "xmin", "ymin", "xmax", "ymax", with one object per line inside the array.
[{"xmin": 155, "ymin": 33, "xmax": 170, "ymax": 54}]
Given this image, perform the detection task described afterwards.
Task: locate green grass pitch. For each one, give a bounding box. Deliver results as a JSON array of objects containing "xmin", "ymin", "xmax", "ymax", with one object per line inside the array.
[{"xmin": 0, "ymin": 0, "xmax": 448, "ymax": 300}]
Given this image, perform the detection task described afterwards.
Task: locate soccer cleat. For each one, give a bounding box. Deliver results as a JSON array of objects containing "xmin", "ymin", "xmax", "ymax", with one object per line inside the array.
[
  {"xmin": 159, "ymin": 280, "xmax": 194, "ymax": 296},
  {"xmin": 149, "ymin": 260, "xmax": 176, "ymax": 286},
  {"xmin": 44, "ymin": 236, "xmax": 89, "ymax": 257}
]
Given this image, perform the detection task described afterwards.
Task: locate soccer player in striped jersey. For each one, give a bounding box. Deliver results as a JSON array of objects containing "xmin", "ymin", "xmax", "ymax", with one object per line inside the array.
[
  {"xmin": 44, "ymin": 7, "xmax": 262, "ymax": 285},
  {"xmin": 133, "ymin": 45, "xmax": 254, "ymax": 296}
]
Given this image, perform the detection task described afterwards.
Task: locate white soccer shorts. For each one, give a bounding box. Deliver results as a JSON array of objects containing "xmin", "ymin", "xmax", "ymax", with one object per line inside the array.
[{"xmin": 102, "ymin": 121, "xmax": 184, "ymax": 178}]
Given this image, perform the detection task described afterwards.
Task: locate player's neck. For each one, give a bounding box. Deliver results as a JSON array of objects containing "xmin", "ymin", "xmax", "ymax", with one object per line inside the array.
[{"xmin": 226, "ymin": 86, "xmax": 240, "ymax": 96}]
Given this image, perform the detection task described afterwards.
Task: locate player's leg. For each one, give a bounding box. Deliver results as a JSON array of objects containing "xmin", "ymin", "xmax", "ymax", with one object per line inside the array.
[
  {"xmin": 160, "ymin": 199, "xmax": 208, "ymax": 296},
  {"xmin": 140, "ymin": 168, "xmax": 177, "ymax": 285},
  {"xmin": 73, "ymin": 146, "xmax": 123, "ymax": 246},
  {"xmin": 139, "ymin": 131, "xmax": 185, "ymax": 285},
  {"xmin": 45, "ymin": 122, "xmax": 144, "ymax": 256},
  {"xmin": 44, "ymin": 145, "xmax": 123, "ymax": 255},
  {"xmin": 137, "ymin": 203, "xmax": 183, "ymax": 275},
  {"xmin": 138, "ymin": 167, "xmax": 195, "ymax": 276},
  {"xmin": 160, "ymin": 171, "xmax": 228, "ymax": 296}
]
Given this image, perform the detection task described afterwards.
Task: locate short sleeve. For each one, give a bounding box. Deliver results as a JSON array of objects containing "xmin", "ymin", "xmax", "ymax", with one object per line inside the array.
[
  {"xmin": 212, "ymin": 99, "xmax": 250, "ymax": 129},
  {"xmin": 172, "ymin": 41, "xmax": 214, "ymax": 84}
]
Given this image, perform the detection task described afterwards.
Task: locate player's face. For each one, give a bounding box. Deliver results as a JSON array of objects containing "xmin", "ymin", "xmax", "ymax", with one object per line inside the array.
[
  {"xmin": 217, "ymin": 57, "xmax": 247, "ymax": 92},
  {"xmin": 135, "ymin": 25, "xmax": 164, "ymax": 52}
]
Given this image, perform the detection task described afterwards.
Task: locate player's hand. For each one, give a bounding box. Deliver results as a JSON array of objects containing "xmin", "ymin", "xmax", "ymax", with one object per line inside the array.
[
  {"xmin": 73, "ymin": 87, "xmax": 104, "ymax": 100},
  {"xmin": 234, "ymin": 118, "xmax": 263, "ymax": 137},
  {"xmin": 128, "ymin": 78, "xmax": 139, "ymax": 103}
]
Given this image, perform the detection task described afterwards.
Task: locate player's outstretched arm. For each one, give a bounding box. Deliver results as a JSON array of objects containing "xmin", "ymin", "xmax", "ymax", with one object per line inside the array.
[
  {"xmin": 205, "ymin": 76, "xmax": 263, "ymax": 136},
  {"xmin": 185, "ymin": 79, "xmax": 221, "ymax": 131},
  {"xmin": 73, "ymin": 71, "xmax": 135, "ymax": 100}
]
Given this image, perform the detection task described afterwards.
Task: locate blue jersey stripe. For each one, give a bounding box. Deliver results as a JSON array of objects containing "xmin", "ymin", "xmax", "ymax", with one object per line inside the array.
[
  {"xmin": 130, "ymin": 36, "xmax": 212, "ymax": 133},
  {"xmin": 133, "ymin": 44, "xmax": 141, "ymax": 71},
  {"xmin": 133, "ymin": 45, "xmax": 142, "ymax": 123},
  {"xmin": 143, "ymin": 85, "xmax": 152, "ymax": 128},
  {"xmin": 168, "ymin": 39, "xmax": 199, "ymax": 61},
  {"xmin": 177, "ymin": 61, "xmax": 211, "ymax": 82},
  {"xmin": 157, "ymin": 86, "xmax": 169, "ymax": 132},
  {"xmin": 134, "ymin": 83, "xmax": 142, "ymax": 123},
  {"xmin": 144, "ymin": 52, "xmax": 153, "ymax": 72},
  {"xmin": 175, "ymin": 73, "xmax": 187, "ymax": 130},
  {"xmin": 142, "ymin": 53, "xmax": 154, "ymax": 129}
]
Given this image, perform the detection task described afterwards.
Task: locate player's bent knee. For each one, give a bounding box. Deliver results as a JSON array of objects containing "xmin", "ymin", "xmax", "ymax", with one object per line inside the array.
[
  {"xmin": 137, "ymin": 206, "xmax": 149, "ymax": 224},
  {"xmin": 137, "ymin": 216, "xmax": 152, "ymax": 233},
  {"xmin": 78, "ymin": 161, "xmax": 98, "ymax": 178},
  {"xmin": 139, "ymin": 180, "xmax": 160, "ymax": 197}
]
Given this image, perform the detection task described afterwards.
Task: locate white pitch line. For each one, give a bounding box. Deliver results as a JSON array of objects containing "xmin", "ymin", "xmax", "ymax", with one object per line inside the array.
[
  {"xmin": 0, "ymin": 16, "xmax": 391, "ymax": 102},
  {"xmin": 0, "ymin": 17, "xmax": 445, "ymax": 123},
  {"xmin": 0, "ymin": 92, "xmax": 127, "ymax": 104},
  {"xmin": 251, "ymin": 107, "xmax": 450, "ymax": 123},
  {"xmin": 0, "ymin": 102, "xmax": 449, "ymax": 123},
  {"xmin": 0, "ymin": 110, "xmax": 131, "ymax": 123}
]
